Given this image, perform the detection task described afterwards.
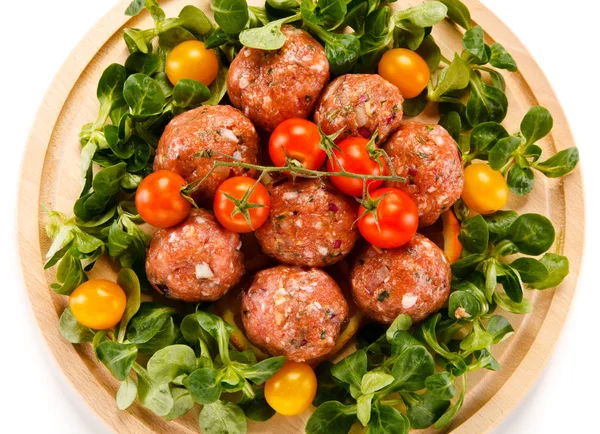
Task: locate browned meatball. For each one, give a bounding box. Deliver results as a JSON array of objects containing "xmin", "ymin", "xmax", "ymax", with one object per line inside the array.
[
  {"xmin": 154, "ymin": 105, "xmax": 259, "ymax": 202},
  {"xmin": 255, "ymin": 178, "xmax": 359, "ymax": 267},
  {"xmin": 314, "ymin": 74, "xmax": 404, "ymax": 144},
  {"xmin": 145, "ymin": 209, "xmax": 244, "ymax": 303},
  {"xmin": 351, "ymin": 234, "xmax": 451, "ymax": 324},
  {"xmin": 227, "ymin": 25, "xmax": 329, "ymax": 131},
  {"xmin": 241, "ymin": 266, "xmax": 348, "ymax": 362},
  {"xmin": 384, "ymin": 122, "xmax": 464, "ymax": 226}
]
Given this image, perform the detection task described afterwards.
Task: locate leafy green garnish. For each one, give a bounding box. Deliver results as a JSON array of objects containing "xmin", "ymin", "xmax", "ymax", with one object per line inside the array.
[
  {"xmin": 309, "ymin": 207, "xmax": 570, "ymax": 432},
  {"xmin": 461, "ymin": 106, "xmax": 579, "ymax": 195},
  {"xmin": 58, "ymin": 289, "xmax": 284, "ymax": 431}
]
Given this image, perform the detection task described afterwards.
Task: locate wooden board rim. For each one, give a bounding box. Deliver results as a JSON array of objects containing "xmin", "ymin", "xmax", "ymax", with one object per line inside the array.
[{"xmin": 16, "ymin": 1, "xmax": 585, "ymax": 433}]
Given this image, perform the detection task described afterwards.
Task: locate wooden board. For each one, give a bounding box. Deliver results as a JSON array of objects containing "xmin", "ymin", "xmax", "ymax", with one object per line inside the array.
[{"xmin": 17, "ymin": 0, "xmax": 584, "ymax": 433}]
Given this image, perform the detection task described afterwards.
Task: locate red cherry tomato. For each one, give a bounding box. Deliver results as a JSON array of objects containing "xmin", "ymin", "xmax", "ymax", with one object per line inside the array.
[
  {"xmin": 269, "ymin": 119, "xmax": 325, "ymax": 170},
  {"xmin": 358, "ymin": 188, "xmax": 419, "ymax": 249},
  {"xmin": 135, "ymin": 170, "xmax": 191, "ymax": 228},
  {"xmin": 326, "ymin": 137, "xmax": 388, "ymax": 197},
  {"xmin": 213, "ymin": 176, "xmax": 271, "ymax": 233}
]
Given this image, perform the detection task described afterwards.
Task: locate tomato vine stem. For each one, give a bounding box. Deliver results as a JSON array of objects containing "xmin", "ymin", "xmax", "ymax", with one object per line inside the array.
[{"xmin": 185, "ymin": 153, "xmax": 407, "ymax": 194}]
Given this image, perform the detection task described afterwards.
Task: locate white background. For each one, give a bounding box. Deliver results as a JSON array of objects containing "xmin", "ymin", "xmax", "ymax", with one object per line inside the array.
[{"xmin": 0, "ymin": 0, "xmax": 598, "ymax": 432}]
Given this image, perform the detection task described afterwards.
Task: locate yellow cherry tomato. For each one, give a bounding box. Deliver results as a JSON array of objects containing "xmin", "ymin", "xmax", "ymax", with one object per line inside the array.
[
  {"xmin": 69, "ymin": 279, "xmax": 127, "ymax": 330},
  {"xmin": 442, "ymin": 210, "xmax": 463, "ymax": 263},
  {"xmin": 378, "ymin": 48, "xmax": 430, "ymax": 99},
  {"xmin": 264, "ymin": 361, "xmax": 317, "ymax": 416},
  {"xmin": 166, "ymin": 40, "xmax": 219, "ymax": 86},
  {"xmin": 461, "ymin": 163, "xmax": 509, "ymax": 215}
]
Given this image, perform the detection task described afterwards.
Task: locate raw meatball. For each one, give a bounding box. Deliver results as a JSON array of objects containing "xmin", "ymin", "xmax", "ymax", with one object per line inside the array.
[
  {"xmin": 145, "ymin": 209, "xmax": 244, "ymax": 303},
  {"xmin": 384, "ymin": 122, "xmax": 464, "ymax": 226},
  {"xmin": 255, "ymin": 178, "xmax": 359, "ymax": 267},
  {"xmin": 314, "ymin": 74, "xmax": 404, "ymax": 144},
  {"xmin": 154, "ymin": 105, "xmax": 259, "ymax": 202},
  {"xmin": 227, "ymin": 25, "xmax": 329, "ymax": 131},
  {"xmin": 241, "ymin": 266, "xmax": 348, "ymax": 362},
  {"xmin": 351, "ymin": 234, "xmax": 451, "ymax": 324}
]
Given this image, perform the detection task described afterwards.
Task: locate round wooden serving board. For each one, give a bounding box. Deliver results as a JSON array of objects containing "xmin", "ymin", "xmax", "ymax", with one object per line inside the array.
[{"xmin": 17, "ymin": 0, "xmax": 584, "ymax": 433}]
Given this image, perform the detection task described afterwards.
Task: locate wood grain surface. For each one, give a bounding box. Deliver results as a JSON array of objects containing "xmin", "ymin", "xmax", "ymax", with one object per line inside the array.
[{"xmin": 17, "ymin": 0, "xmax": 584, "ymax": 433}]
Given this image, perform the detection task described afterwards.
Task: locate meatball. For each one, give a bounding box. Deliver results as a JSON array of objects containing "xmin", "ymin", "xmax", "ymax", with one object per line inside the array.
[
  {"xmin": 145, "ymin": 209, "xmax": 244, "ymax": 303},
  {"xmin": 314, "ymin": 74, "xmax": 404, "ymax": 144},
  {"xmin": 154, "ymin": 105, "xmax": 259, "ymax": 202},
  {"xmin": 255, "ymin": 178, "xmax": 359, "ymax": 267},
  {"xmin": 241, "ymin": 266, "xmax": 348, "ymax": 362},
  {"xmin": 351, "ymin": 234, "xmax": 451, "ymax": 324},
  {"xmin": 227, "ymin": 25, "xmax": 329, "ymax": 131},
  {"xmin": 384, "ymin": 122, "xmax": 464, "ymax": 226}
]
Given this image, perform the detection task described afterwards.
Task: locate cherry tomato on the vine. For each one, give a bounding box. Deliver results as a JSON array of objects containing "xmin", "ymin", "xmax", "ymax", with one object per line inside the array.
[
  {"xmin": 358, "ymin": 187, "xmax": 419, "ymax": 249},
  {"xmin": 264, "ymin": 361, "xmax": 317, "ymax": 416},
  {"xmin": 378, "ymin": 48, "xmax": 430, "ymax": 99},
  {"xmin": 461, "ymin": 163, "xmax": 509, "ymax": 215},
  {"xmin": 166, "ymin": 40, "xmax": 219, "ymax": 86},
  {"xmin": 269, "ymin": 118, "xmax": 325, "ymax": 171},
  {"xmin": 214, "ymin": 176, "xmax": 271, "ymax": 233},
  {"xmin": 326, "ymin": 136, "xmax": 388, "ymax": 197},
  {"xmin": 69, "ymin": 280, "xmax": 127, "ymax": 330},
  {"xmin": 135, "ymin": 170, "xmax": 191, "ymax": 228}
]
